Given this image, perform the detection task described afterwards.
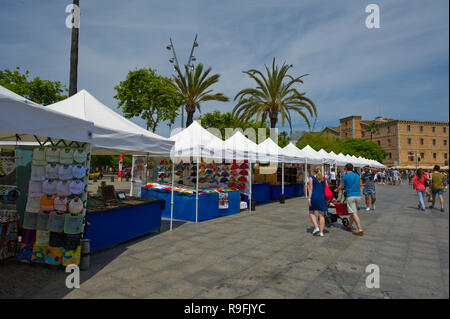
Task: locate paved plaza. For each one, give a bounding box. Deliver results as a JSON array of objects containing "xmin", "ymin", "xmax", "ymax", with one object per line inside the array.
[{"xmin": 1, "ymin": 183, "xmax": 448, "ymax": 299}]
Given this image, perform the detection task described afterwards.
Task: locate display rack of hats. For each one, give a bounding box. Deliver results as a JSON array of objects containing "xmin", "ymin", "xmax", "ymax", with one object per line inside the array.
[
  {"xmin": 157, "ymin": 159, "xmax": 172, "ymax": 184},
  {"xmin": 226, "ymin": 160, "xmax": 250, "ymax": 191},
  {"xmin": 18, "ymin": 145, "xmax": 89, "ymax": 266},
  {"xmin": 277, "ymin": 164, "xmax": 298, "ymax": 184}
]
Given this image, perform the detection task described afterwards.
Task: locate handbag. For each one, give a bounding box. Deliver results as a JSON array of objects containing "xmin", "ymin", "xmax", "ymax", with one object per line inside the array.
[{"xmin": 324, "ymin": 180, "xmax": 334, "ymax": 201}]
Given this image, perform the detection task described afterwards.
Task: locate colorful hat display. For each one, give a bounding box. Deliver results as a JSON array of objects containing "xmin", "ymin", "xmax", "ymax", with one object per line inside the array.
[
  {"xmin": 239, "ymin": 170, "xmax": 249, "ymax": 176},
  {"xmin": 230, "ymin": 170, "xmax": 239, "ymax": 176},
  {"xmin": 206, "ymin": 169, "xmax": 213, "ymax": 175},
  {"xmin": 239, "ymin": 163, "xmax": 249, "ymax": 169},
  {"xmin": 231, "ymin": 162, "xmax": 240, "ymax": 170},
  {"xmin": 199, "ymin": 170, "xmax": 206, "ymax": 176},
  {"xmin": 220, "ymin": 177, "xmax": 229, "ymax": 183},
  {"xmin": 160, "ymin": 160, "xmax": 169, "ymax": 165},
  {"xmin": 228, "ymin": 182, "xmax": 237, "ymax": 188},
  {"xmin": 238, "ymin": 183, "xmax": 247, "ymax": 190},
  {"xmin": 238, "ymin": 176, "xmax": 248, "ymax": 182},
  {"xmin": 221, "ymin": 171, "xmax": 229, "ymax": 177},
  {"xmin": 229, "ymin": 176, "xmax": 238, "ymax": 182}
]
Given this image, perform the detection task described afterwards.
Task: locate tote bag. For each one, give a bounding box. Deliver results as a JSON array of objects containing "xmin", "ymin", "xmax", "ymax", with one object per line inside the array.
[{"xmin": 324, "ymin": 180, "xmax": 334, "ymax": 201}]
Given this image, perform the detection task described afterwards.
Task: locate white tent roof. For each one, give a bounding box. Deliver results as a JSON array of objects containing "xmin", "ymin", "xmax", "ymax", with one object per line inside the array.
[
  {"xmin": 45, "ymin": 89, "xmax": 174, "ymax": 155},
  {"xmin": 0, "ymin": 85, "xmax": 94, "ymax": 143},
  {"xmin": 317, "ymin": 148, "xmax": 335, "ymax": 164},
  {"xmin": 257, "ymin": 138, "xmax": 285, "ymax": 163},
  {"xmin": 224, "ymin": 131, "xmax": 258, "ymax": 161},
  {"xmin": 282, "ymin": 143, "xmax": 322, "ymax": 164},
  {"xmin": 300, "ymin": 145, "xmax": 324, "ymax": 164},
  {"xmin": 169, "ymin": 121, "xmax": 224, "ymax": 160}
]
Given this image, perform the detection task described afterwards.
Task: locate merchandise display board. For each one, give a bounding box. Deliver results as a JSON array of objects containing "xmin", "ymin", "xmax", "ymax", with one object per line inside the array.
[
  {"xmin": 0, "ymin": 152, "xmax": 19, "ymax": 261},
  {"xmin": 17, "ymin": 143, "xmax": 90, "ymax": 266}
]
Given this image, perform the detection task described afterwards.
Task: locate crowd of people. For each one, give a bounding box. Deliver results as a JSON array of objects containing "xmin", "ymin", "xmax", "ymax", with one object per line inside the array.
[{"xmin": 305, "ymin": 164, "xmax": 448, "ymax": 238}]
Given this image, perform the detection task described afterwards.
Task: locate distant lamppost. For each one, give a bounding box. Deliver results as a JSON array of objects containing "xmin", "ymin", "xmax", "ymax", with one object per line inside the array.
[{"xmin": 166, "ymin": 34, "xmax": 199, "ymax": 128}]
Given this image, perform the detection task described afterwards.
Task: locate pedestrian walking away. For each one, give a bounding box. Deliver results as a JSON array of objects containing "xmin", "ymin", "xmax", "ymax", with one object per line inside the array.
[
  {"xmin": 413, "ymin": 168, "xmax": 427, "ymax": 211},
  {"xmin": 361, "ymin": 166, "xmax": 377, "ymax": 211},
  {"xmin": 308, "ymin": 166, "xmax": 328, "ymax": 237},
  {"xmin": 430, "ymin": 165, "xmax": 446, "ymax": 212},
  {"xmin": 336, "ymin": 163, "xmax": 364, "ymax": 236}
]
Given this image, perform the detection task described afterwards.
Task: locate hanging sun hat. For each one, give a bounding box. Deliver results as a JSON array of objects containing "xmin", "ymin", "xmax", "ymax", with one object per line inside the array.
[
  {"xmin": 220, "ymin": 177, "xmax": 228, "ymax": 183},
  {"xmin": 238, "ymin": 176, "xmax": 248, "ymax": 183},
  {"xmin": 221, "ymin": 171, "xmax": 229, "ymax": 177},
  {"xmin": 221, "ymin": 165, "xmax": 229, "ymax": 172},
  {"xmin": 238, "ymin": 183, "xmax": 247, "ymax": 190},
  {"xmin": 239, "ymin": 170, "xmax": 249, "ymax": 176},
  {"xmin": 231, "ymin": 162, "xmax": 240, "ymax": 170},
  {"xmin": 230, "ymin": 170, "xmax": 239, "ymax": 177},
  {"xmin": 228, "ymin": 182, "xmax": 237, "ymax": 188},
  {"xmin": 239, "ymin": 163, "xmax": 249, "ymax": 170},
  {"xmin": 199, "ymin": 163, "xmax": 206, "ymax": 169}
]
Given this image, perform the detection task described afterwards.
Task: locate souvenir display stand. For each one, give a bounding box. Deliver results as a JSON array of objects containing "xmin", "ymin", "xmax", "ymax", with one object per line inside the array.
[
  {"xmin": 0, "ymin": 153, "xmax": 19, "ymax": 262},
  {"xmin": 17, "ymin": 141, "xmax": 91, "ymax": 266},
  {"xmin": 141, "ymin": 158, "xmax": 247, "ymax": 222}
]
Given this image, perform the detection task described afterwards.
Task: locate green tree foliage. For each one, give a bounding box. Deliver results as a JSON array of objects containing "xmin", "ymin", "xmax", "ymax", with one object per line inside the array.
[
  {"xmin": 161, "ymin": 64, "xmax": 229, "ymax": 127},
  {"xmin": 197, "ymin": 110, "xmax": 270, "ymax": 140},
  {"xmin": 233, "ymin": 58, "xmax": 317, "ymax": 129},
  {"xmin": 90, "ymin": 155, "xmax": 132, "ymax": 170},
  {"xmin": 278, "ymin": 131, "xmax": 290, "ymax": 147},
  {"xmin": 114, "ymin": 68, "xmax": 180, "ymax": 132},
  {"xmin": 0, "ymin": 67, "xmax": 67, "ymax": 105},
  {"xmin": 296, "ymin": 132, "xmax": 388, "ymax": 162}
]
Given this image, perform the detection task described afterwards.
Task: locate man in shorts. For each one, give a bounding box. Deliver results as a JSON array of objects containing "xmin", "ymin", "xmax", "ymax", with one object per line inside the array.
[
  {"xmin": 430, "ymin": 165, "xmax": 446, "ymax": 212},
  {"xmin": 337, "ymin": 163, "xmax": 364, "ymax": 236},
  {"xmin": 361, "ymin": 166, "xmax": 377, "ymax": 211}
]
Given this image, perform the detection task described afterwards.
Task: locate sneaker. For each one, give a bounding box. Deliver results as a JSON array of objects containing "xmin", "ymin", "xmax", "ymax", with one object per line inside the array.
[
  {"xmin": 372, "ymin": 204, "xmax": 375, "ymax": 210},
  {"xmin": 312, "ymin": 228, "xmax": 320, "ymax": 236},
  {"xmin": 366, "ymin": 207, "xmax": 371, "ymax": 211},
  {"xmin": 318, "ymin": 232, "xmax": 324, "ymax": 237}
]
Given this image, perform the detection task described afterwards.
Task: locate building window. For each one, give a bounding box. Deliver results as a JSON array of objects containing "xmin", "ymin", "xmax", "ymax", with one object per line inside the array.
[
  {"xmin": 408, "ymin": 138, "xmax": 411, "ymax": 144},
  {"xmin": 387, "ymin": 126, "xmax": 391, "ymax": 133},
  {"xmin": 433, "ymin": 139, "xmax": 436, "ymax": 145},
  {"xmin": 362, "ymin": 131, "xmax": 365, "ymax": 137},
  {"xmin": 420, "ymin": 126, "xmax": 423, "ymax": 132},
  {"xmin": 407, "ymin": 125, "xmax": 411, "ymax": 131},
  {"xmin": 444, "ymin": 127, "xmax": 447, "ymax": 133},
  {"xmin": 408, "ymin": 152, "xmax": 414, "ymax": 162},
  {"xmin": 445, "ymin": 153, "xmax": 448, "ymax": 160},
  {"xmin": 420, "ymin": 153, "xmax": 425, "ymax": 159},
  {"xmin": 389, "ymin": 153, "xmax": 392, "ymax": 159},
  {"xmin": 377, "ymin": 140, "xmax": 380, "ymax": 146},
  {"xmin": 432, "ymin": 127, "xmax": 435, "ymax": 132},
  {"xmin": 444, "ymin": 140, "xmax": 447, "ymax": 146},
  {"xmin": 420, "ymin": 138, "xmax": 424, "ymax": 145},
  {"xmin": 433, "ymin": 153, "xmax": 437, "ymax": 159},
  {"xmin": 388, "ymin": 139, "xmax": 391, "ymax": 145}
]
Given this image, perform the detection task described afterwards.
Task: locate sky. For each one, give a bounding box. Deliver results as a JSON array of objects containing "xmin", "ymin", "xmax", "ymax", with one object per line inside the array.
[{"xmin": 1, "ymin": 0, "xmax": 448, "ymax": 138}]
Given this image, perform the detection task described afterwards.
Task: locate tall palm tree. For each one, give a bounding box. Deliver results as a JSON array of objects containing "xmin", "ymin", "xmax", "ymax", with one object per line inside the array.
[
  {"xmin": 366, "ymin": 121, "xmax": 379, "ymax": 140},
  {"xmin": 162, "ymin": 63, "xmax": 229, "ymax": 127},
  {"xmin": 232, "ymin": 58, "xmax": 317, "ymax": 130}
]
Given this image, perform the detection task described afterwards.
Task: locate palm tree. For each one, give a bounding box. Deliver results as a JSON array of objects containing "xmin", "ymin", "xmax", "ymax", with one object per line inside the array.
[
  {"xmin": 162, "ymin": 63, "xmax": 229, "ymax": 127},
  {"xmin": 366, "ymin": 121, "xmax": 379, "ymax": 140},
  {"xmin": 232, "ymin": 58, "xmax": 317, "ymax": 130}
]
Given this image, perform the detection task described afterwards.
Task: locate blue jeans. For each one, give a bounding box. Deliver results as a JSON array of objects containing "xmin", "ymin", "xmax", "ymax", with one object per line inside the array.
[{"xmin": 417, "ymin": 191, "xmax": 426, "ymax": 210}]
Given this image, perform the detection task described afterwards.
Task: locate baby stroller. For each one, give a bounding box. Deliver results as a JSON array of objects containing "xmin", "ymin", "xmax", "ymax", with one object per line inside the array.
[{"xmin": 325, "ymin": 186, "xmax": 351, "ymax": 228}]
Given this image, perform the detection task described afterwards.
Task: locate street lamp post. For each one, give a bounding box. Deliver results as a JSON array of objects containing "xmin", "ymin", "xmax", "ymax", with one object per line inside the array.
[{"xmin": 166, "ymin": 34, "xmax": 199, "ymax": 129}]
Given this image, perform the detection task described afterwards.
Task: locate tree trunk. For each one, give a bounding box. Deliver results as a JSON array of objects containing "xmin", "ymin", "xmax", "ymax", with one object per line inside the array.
[
  {"xmin": 270, "ymin": 114, "xmax": 278, "ymax": 128},
  {"xmin": 69, "ymin": 0, "xmax": 80, "ymax": 97},
  {"xmin": 186, "ymin": 111, "xmax": 194, "ymax": 127}
]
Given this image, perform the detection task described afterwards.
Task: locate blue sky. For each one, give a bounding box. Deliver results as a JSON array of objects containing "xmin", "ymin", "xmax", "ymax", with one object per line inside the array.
[{"xmin": 1, "ymin": 0, "xmax": 448, "ymax": 138}]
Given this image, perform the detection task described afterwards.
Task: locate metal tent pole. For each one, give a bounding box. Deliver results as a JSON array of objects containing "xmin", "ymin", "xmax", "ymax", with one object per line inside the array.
[
  {"xmin": 170, "ymin": 160, "xmax": 174, "ymax": 231},
  {"xmin": 196, "ymin": 156, "xmax": 199, "ymax": 224}
]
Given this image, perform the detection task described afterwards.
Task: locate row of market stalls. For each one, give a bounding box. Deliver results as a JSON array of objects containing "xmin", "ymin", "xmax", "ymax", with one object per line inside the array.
[{"xmin": 1, "ymin": 84, "xmax": 385, "ymax": 266}]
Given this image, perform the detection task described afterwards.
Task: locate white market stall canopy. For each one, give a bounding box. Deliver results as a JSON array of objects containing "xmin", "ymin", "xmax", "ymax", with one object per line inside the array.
[
  {"xmin": 169, "ymin": 121, "xmax": 224, "ymax": 160},
  {"xmin": 283, "ymin": 143, "xmax": 321, "ymax": 164},
  {"xmin": 317, "ymin": 149, "xmax": 335, "ymax": 165},
  {"xmin": 0, "ymin": 85, "xmax": 94, "ymax": 143},
  {"xmin": 224, "ymin": 131, "xmax": 258, "ymax": 161},
  {"xmin": 45, "ymin": 90, "xmax": 174, "ymax": 155},
  {"xmin": 257, "ymin": 137, "xmax": 286, "ymax": 163}
]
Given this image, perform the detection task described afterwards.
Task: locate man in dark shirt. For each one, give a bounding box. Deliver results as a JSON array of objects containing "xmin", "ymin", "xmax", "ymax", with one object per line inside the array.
[{"xmin": 360, "ymin": 166, "xmax": 377, "ymax": 211}]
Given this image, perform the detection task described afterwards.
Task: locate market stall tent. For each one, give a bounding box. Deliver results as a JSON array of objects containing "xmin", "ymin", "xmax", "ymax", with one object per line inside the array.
[
  {"xmin": 45, "ymin": 89, "xmax": 174, "ymax": 155},
  {"xmin": 224, "ymin": 131, "xmax": 258, "ymax": 161},
  {"xmin": 169, "ymin": 121, "xmax": 224, "ymax": 160},
  {"xmin": 300, "ymin": 145, "xmax": 324, "ymax": 164},
  {"xmin": 0, "ymin": 85, "xmax": 94, "ymax": 143},
  {"xmin": 317, "ymin": 149, "xmax": 336, "ymax": 165}
]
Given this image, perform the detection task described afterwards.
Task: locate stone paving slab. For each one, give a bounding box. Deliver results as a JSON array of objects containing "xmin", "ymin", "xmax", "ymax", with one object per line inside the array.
[{"xmin": 0, "ymin": 183, "xmax": 448, "ymax": 299}]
